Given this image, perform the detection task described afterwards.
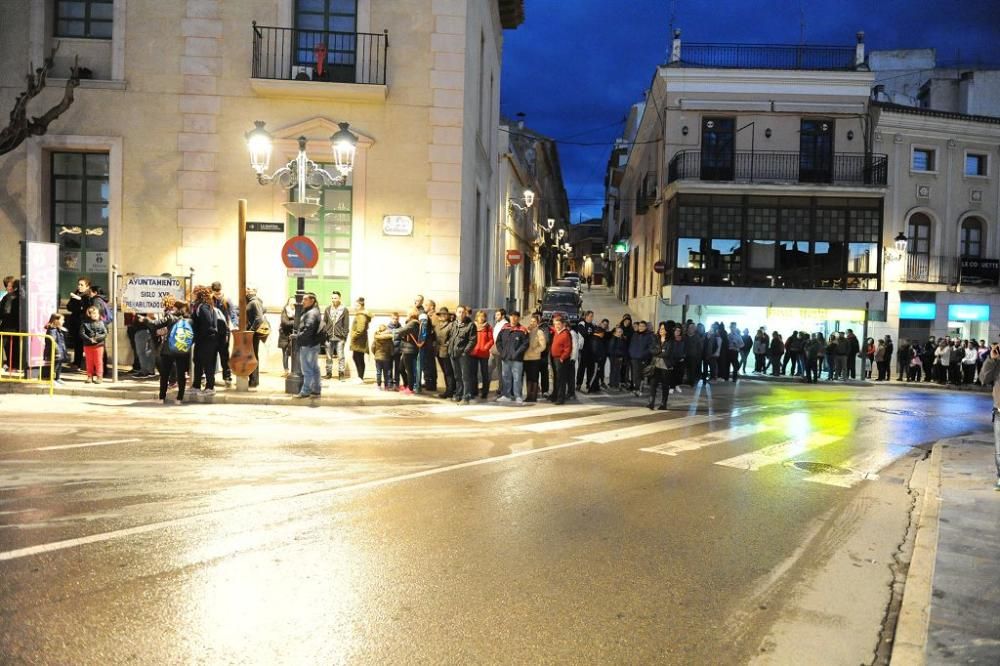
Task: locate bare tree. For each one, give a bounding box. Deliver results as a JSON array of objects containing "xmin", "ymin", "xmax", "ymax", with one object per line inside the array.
[{"xmin": 0, "ymin": 44, "xmax": 81, "ymax": 157}]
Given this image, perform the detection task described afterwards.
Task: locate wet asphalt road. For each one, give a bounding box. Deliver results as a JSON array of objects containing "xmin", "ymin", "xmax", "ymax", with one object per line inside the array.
[{"xmin": 0, "ymin": 382, "xmax": 992, "ymax": 664}]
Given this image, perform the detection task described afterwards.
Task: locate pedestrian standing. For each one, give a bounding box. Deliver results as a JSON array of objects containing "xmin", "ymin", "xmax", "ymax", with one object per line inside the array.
[
  {"xmin": 387, "ymin": 312, "xmax": 402, "ymax": 390},
  {"xmin": 371, "ymin": 323, "xmax": 394, "ymax": 390},
  {"xmin": 669, "ymin": 326, "xmax": 687, "ymax": 393},
  {"xmin": 191, "ymin": 285, "xmax": 219, "ymax": 395},
  {"xmin": 450, "ymin": 305, "xmax": 476, "ymax": 404},
  {"xmin": 245, "ymin": 287, "xmax": 267, "ymax": 389},
  {"xmin": 769, "ymin": 332, "xmax": 784, "ymax": 377},
  {"xmin": 726, "ymin": 322, "xmax": 743, "ymax": 381},
  {"xmin": 65, "ymin": 277, "xmax": 92, "ymax": 371},
  {"xmin": 278, "ymin": 298, "xmax": 295, "ymax": 376},
  {"xmin": 963, "ymin": 341, "xmax": 979, "ymax": 386},
  {"xmin": 210, "ymin": 282, "xmax": 237, "ymax": 388},
  {"xmin": 292, "ymin": 292, "xmax": 323, "ymax": 399},
  {"xmin": 874, "ymin": 339, "xmax": 889, "ymax": 381},
  {"xmin": 398, "ymin": 310, "xmax": 420, "ymax": 394},
  {"xmin": 349, "ymin": 297, "xmax": 370, "ymax": 383},
  {"xmin": 753, "ymin": 329, "xmax": 768, "ymax": 374},
  {"xmin": 619, "ymin": 314, "xmax": 634, "ymax": 388},
  {"xmin": 895, "ymin": 338, "xmax": 910, "ymax": 382},
  {"xmin": 575, "ymin": 311, "xmax": 595, "ymax": 391},
  {"xmin": 684, "ymin": 323, "xmax": 703, "ymax": 388},
  {"xmin": 489, "ymin": 309, "xmax": 507, "ymax": 399},
  {"xmin": 423, "ymin": 300, "xmax": 438, "ymax": 392},
  {"xmin": 322, "ymin": 290, "xmax": 349, "ymax": 381},
  {"xmin": 433, "ymin": 307, "xmax": 455, "ymax": 399},
  {"xmin": 587, "ymin": 320, "xmax": 608, "ymax": 392},
  {"xmin": 549, "ymin": 315, "xmax": 573, "ymax": 405},
  {"xmin": 523, "ymin": 314, "xmax": 547, "ymax": 402},
  {"xmin": 628, "ymin": 320, "xmax": 652, "ymax": 395},
  {"xmin": 471, "ymin": 310, "xmax": 494, "ymax": 399},
  {"xmin": 647, "ymin": 322, "xmax": 672, "ymax": 410},
  {"xmin": 607, "ymin": 326, "xmax": 627, "ymax": 389},
  {"xmin": 141, "ymin": 300, "xmax": 192, "ymax": 404},
  {"xmin": 79, "ymin": 304, "xmax": 107, "ymax": 383},
  {"xmin": 496, "ymin": 310, "xmax": 529, "ymax": 403},
  {"xmin": 846, "ymin": 329, "xmax": 860, "ymax": 379},
  {"xmin": 43, "ymin": 313, "xmax": 68, "ymax": 384},
  {"xmin": 804, "ymin": 333, "xmax": 822, "ymax": 383}
]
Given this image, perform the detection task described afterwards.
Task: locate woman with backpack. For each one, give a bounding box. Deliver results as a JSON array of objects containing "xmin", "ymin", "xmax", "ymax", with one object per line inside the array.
[
  {"xmin": 190, "ymin": 285, "xmax": 219, "ymax": 395},
  {"xmin": 140, "ymin": 300, "xmax": 192, "ymax": 404}
]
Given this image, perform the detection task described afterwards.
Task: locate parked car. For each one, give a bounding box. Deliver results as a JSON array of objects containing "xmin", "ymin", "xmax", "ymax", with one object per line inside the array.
[{"xmin": 540, "ymin": 287, "xmax": 582, "ymax": 324}]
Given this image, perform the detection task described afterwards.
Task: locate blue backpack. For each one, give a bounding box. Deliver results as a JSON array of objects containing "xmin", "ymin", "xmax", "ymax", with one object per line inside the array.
[{"xmin": 167, "ymin": 318, "xmax": 194, "ymax": 355}]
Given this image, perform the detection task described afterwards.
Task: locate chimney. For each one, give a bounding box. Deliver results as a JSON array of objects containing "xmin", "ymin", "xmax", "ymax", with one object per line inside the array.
[
  {"xmin": 670, "ymin": 29, "xmax": 681, "ymax": 64},
  {"xmin": 516, "ymin": 111, "xmax": 526, "ymax": 130},
  {"xmin": 855, "ymin": 31, "xmax": 865, "ymax": 68}
]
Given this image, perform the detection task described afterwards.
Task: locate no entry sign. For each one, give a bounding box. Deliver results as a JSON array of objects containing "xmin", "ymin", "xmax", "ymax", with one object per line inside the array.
[
  {"xmin": 282, "ymin": 235, "xmax": 319, "ymax": 269},
  {"xmin": 653, "ymin": 260, "xmax": 666, "ymax": 273},
  {"xmin": 506, "ymin": 249, "xmax": 523, "ymax": 265}
]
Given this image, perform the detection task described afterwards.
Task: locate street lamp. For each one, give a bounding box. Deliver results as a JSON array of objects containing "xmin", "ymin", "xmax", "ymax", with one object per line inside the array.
[
  {"xmin": 246, "ymin": 120, "xmax": 359, "ymax": 394},
  {"xmin": 893, "ymin": 232, "xmax": 908, "ymax": 254},
  {"xmin": 508, "ymin": 188, "xmax": 536, "ymax": 213}
]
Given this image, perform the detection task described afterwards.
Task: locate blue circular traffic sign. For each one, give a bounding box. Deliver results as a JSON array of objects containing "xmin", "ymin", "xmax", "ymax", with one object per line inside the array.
[{"xmin": 282, "ymin": 235, "xmax": 319, "ymax": 269}]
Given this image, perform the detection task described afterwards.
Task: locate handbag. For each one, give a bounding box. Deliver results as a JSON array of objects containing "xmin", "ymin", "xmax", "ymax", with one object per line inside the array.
[
  {"xmin": 256, "ymin": 318, "xmax": 271, "ymax": 341},
  {"xmin": 642, "ymin": 363, "xmax": 655, "ymax": 379}
]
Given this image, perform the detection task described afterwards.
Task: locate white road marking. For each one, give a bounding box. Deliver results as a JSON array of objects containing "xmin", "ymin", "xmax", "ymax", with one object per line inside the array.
[
  {"xmin": 640, "ymin": 422, "xmax": 778, "ymax": 456},
  {"xmin": 518, "ymin": 407, "xmax": 655, "ymax": 432},
  {"xmin": 23, "ymin": 438, "xmax": 142, "ymax": 453},
  {"xmin": 0, "ymin": 431, "xmax": 624, "ymax": 562},
  {"xmin": 714, "ymin": 433, "xmax": 841, "ymax": 471},
  {"xmin": 465, "ymin": 404, "xmax": 601, "ymax": 423},
  {"xmin": 575, "ymin": 415, "xmax": 715, "ymax": 444}
]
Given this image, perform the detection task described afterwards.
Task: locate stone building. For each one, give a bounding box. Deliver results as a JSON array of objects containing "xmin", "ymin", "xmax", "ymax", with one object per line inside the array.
[{"xmin": 0, "ymin": 0, "xmax": 525, "ymax": 315}]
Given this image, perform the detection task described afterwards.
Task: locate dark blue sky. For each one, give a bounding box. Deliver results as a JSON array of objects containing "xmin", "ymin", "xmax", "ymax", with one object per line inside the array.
[{"xmin": 500, "ymin": 0, "xmax": 1000, "ymax": 224}]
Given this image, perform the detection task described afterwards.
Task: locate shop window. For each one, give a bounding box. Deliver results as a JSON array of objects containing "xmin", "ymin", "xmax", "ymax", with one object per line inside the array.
[
  {"xmin": 709, "ymin": 239, "xmax": 741, "ymax": 284},
  {"xmin": 51, "ymin": 152, "xmax": 109, "ymax": 297},
  {"xmin": 960, "ymin": 217, "xmax": 984, "ymax": 257},
  {"xmin": 911, "ymin": 147, "xmax": 936, "ymax": 172},
  {"xmin": 55, "ymin": 0, "xmax": 113, "ymax": 39},
  {"xmin": 712, "ymin": 205, "xmax": 741, "ymax": 239},
  {"xmin": 848, "ymin": 242, "xmax": 878, "ymax": 273}
]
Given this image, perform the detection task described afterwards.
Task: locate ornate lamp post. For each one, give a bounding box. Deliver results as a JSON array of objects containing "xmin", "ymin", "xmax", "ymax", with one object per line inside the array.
[{"xmin": 245, "ymin": 120, "xmax": 358, "ymax": 394}]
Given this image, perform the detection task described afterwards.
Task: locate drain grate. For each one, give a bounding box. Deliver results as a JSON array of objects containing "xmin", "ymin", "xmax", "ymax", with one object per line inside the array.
[
  {"xmin": 789, "ymin": 461, "xmax": 852, "ymax": 475},
  {"xmin": 871, "ymin": 407, "xmax": 930, "ymax": 417},
  {"xmin": 387, "ymin": 408, "xmax": 427, "ymax": 417}
]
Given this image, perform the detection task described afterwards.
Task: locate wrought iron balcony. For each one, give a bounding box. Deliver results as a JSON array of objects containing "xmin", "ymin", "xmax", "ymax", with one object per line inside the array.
[
  {"xmin": 903, "ymin": 254, "xmax": 999, "ymax": 286},
  {"xmin": 675, "ymin": 43, "xmax": 859, "ymax": 71},
  {"xmin": 251, "ymin": 23, "xmax": 388, "ymax": 86},
  {"xmin": 667, "ymin": 151, "xmax": 888, "ymax": 187}
]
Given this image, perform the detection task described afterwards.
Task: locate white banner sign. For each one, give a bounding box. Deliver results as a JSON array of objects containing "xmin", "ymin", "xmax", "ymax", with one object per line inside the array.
[{"xmin": 122, "ymin": 276, "xmax": 186, "ymax": 312}]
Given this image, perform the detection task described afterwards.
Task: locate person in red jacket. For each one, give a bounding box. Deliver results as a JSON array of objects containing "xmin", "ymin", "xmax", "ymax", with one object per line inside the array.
[
  {"xmin": 470, "ymin": 310, "xmax": 494, "ymax": 400},
  {"xmin": 549, "ymin": 315, "xmax": 574, "ymax": 405}
]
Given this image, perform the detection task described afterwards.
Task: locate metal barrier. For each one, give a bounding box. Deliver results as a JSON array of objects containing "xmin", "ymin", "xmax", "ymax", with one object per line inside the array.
[{"xmin": 0, "ymin": 332, "xmax": 57, "ymax": 397}]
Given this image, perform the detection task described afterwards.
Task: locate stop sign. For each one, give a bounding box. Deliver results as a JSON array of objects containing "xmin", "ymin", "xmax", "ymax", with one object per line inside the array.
[
  {"xmin": 653, "ymin": 260, "xmax": 666, "ymax": 273},
  {"xmin": 506, "ymin": 249, "xmax": 523, "ymax": 265}
]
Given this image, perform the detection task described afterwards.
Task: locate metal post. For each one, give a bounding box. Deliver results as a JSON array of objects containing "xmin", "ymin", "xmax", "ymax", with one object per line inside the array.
[
  {"xmin": 862, "ymin": 301, "xmax": 870, "ymax": 381},
  {"xmin": 236, "ymin": 199, "xmax": 251, "ymax": 392},
  {"xmin": 285, "ymin": 136, "xmax": 309, "ymax": 396},
  {"xmin": 111, "ymin": 264, "xmax": 119, "ymax": 383}
]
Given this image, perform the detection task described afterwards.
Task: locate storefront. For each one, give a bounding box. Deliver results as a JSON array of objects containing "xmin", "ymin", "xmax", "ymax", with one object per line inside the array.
[
  {"xmin": 946, "ymin": 302, "xmax": 991, "ymax": 341},
  {"xmin": 894, "ymin": 292, "xmax": 997, "ymax": 344}
]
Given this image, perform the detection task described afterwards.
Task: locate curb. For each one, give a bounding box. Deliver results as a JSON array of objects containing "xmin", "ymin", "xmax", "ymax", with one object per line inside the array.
[
  {"xmin": 0, "ymin": 383, "xmax": 439, "ymax": 408},
  {"xmin": 890, "ymin": 441, "xmax": 944, "ymax": 666}
]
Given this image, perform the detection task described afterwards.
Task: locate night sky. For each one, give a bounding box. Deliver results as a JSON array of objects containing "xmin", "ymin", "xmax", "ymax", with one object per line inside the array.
[{"xmin": 499, "ymin": 0, "xmax": 1000, "ymax": 225}]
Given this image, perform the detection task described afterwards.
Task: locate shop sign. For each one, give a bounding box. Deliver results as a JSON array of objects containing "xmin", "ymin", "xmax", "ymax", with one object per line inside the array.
[
  {"xmin": 613, "ymin": 240, "xmax": 629, "ymax": 254},
  {"xmin": 947, "ymin": 303, "xmax": 990, "ymax": 322},
  {"xmin": 766, "ymin": 307, "xmax": 864, "ymax": 321},
  {"xmin": 383, "ymin": 215, "xmax": 414, "ymax": 237},
  {"xmin": 959, "ymin": 258, "xmax": 999, "ymax": 286},
  {"xmin": 122, "ymin": 276, "xmax": 186, "ymax": 312},
  {"xmin": 85, "ymin": 251, "xmax": 109, "ymax": 272},
  {"xmin": 899, "ymin": 302, "xmax": 936, "ymax": 320}
]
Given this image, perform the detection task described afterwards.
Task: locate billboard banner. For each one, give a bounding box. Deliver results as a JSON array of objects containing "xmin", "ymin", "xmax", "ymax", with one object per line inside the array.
[
  {"xmin": 22, "ymin": 241, "xmax": 60, "ymax": 368},
  {"xmin": 121, "ymin": 276, "xmax": 186, "ymax": 313}
]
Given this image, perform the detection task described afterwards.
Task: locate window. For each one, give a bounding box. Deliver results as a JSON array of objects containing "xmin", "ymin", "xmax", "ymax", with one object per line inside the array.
[
  {"xmin": 295, "ymin": 0, "xmax": 358, "ymax": 80},
  {"xmin": 52, "ymin": 152, "xmax": 110, "ymax": 296},
  {"xmin": 965, "ymin": 153, "xmax": 987, "ymax": 177},
  {"xmin": 289, "ymin": 169, "xmax": 353, "ymax": 296},
  {"xmin": 55, "ymin": 0, "xmax": 113, "ymax": 39},
  {"xmin": 700, "ymin": 118, "xmax": 735, "ymax": 181},
  {"xmin": 799, "ymin": 119, "xmax": 834, "ymax": 183},
  {"xmin": 912, "ymin": 148, "xmax": 936, "ymax": 172},
  {"xmin": 960, "ymin": 217, "xmax": 984, "ymax": 257},
  {"xmin": 906, "ymin": 212, "xmax": 932, "ymax": 282},
  {"xmin": 676, "ymin": 238, "xmax": 703, "ymax": 269}
]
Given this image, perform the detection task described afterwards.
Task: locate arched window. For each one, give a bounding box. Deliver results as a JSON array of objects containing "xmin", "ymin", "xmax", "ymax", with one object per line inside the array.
[
  {"xmin": 906, "ymin": 212, "xmax": 932, "ymax": 282},
  {"xmin": 960, "ymin": 217, "xmax": 984, "ymax": 258}
]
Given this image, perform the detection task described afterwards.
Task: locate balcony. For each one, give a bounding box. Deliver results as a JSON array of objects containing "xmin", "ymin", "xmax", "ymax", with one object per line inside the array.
[
  {"xmin": 903, "ymin": 254, "xmax": 999, "ymax": 286},
  {"xmin": 674, "ymin": 43, "xmax": 860, "ymax": 71},
  {"xmin": 667, "ymin": 150, "xmax": 888, "ymax": 187},
  {"xmin": 250, "ymin": 23, "xmax": 388, "ymax": 102}
]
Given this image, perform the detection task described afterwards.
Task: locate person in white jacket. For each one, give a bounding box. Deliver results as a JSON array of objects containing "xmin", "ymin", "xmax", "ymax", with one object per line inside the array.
[
  {"xmin": 568, "ymin": 325, "xmax": 583, "ymax": 401},
  {"xmin": 933, "ymin": 339, "xmax": 950, "ymax": 384},
  {"xmin": 962, "ymin": 340, "xmax": 980, "ymax": 386}
]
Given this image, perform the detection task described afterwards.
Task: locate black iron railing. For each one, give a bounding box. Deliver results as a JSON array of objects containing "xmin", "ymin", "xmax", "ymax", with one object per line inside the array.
[
  {"xmin": 904, "ymin": 254, "xmax": 999, "ymax": 285},
  {"xmin": 667, "ymin": 151, "xmax": 887, "ymax": 186},
  {"xmin": 251, "ymin": 22, "xmax": 388, "ymax": 85},
  {"xmin": 677, "ymin": 43, "xmax": 858, "ymax": 70}
]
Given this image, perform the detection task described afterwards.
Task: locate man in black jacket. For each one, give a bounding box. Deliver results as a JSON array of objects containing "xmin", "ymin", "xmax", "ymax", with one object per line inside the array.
[
  {"xmin": 245, "ymin": 287, "xmax": 266, "ymax": 388},
  {"xmin": 496, "ymin": 311, "xmax": 530, "ymax": 402},
  {"xmin": 449, "ymin": 305, "xmax": 477, "ymax": 404},
  {"xmin": 294, "ymin": 292, "xmax": 323, "ymax": 398},
  {"xmin": 322, "ymin": 290, "xmax": 349, "ymax": 381}
]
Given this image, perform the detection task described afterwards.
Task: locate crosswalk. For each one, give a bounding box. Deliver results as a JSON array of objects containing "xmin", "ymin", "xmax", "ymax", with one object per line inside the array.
[{"xmin": 420, "ymin": 400, "xmax": 913, "ymax": 489}]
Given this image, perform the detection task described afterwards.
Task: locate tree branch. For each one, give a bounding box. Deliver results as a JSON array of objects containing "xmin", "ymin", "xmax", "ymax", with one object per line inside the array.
[{"xmin": 0, "ymin": 44, "xmax": 79, "ymax": 156}]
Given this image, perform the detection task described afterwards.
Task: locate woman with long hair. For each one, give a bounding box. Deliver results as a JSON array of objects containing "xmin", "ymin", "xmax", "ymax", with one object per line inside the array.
[
  {"xmin": 190, "ymin": 285, "xmax": 219, "ymax": 394},
  {"xmin": 470, "ymin": 310, "xmax": 494, "ymax": 399},
  {"xmin": 647, "ymin": 321, "xmax": 672, "ymax": 410}
]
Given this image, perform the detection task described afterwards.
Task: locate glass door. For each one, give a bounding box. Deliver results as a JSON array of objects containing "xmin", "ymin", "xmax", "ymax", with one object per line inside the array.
[
  {"xmin": 295, "ymin": 0, "xmax": 358, "ymax": 82},
  {"xmin": 700, "ymin": 117, "xmax": 735, "ymax": 181},
  {"xmin": 799, "ymin": 119, "xmax": 834, "ymax": 183}
]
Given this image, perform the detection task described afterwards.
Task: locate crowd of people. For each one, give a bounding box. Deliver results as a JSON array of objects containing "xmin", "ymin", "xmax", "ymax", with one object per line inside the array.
[{"xmin": 3, "ymin": 273, "xmax": 997, "ymax": 407}]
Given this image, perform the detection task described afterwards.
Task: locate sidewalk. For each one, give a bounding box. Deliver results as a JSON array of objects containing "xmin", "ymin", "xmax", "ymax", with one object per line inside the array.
[
  {"xmin": 0, "ymin": 368, "xmax": 438, "ymax": 407},
  {"xmin": 892, "ymin": 434, "xmax": 1000, "ymax": 665}
]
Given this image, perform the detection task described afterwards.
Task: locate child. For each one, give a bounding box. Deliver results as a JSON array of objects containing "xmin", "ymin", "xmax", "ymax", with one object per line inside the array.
[
  {"xmin": 607, "ymin": 326, "xmax": 627, "ymax": 389},
  {"xmin": 371, "ymin": 323, "xmax": 394, "ymax": 390},
  {"xmin": 386, "ymin": 312, "xmax": 402, "ymax": 390},
  {"xmin": 44, "ymin": 313, "xmax": 68, "ymax": 384},
  {"xmin": 79, "ymin": 305, "xmax": 107, "ymax": 383}
]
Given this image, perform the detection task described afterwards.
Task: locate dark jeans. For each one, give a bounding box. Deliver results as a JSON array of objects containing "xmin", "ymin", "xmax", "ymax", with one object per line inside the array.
[
  {"xmin": 524, "ymin": 358, "xmax": 544, "ymax": 385},
  {"xmin": 847, "ymin": 352, "xmax": 858, "ymax": 379},
  {"xmin": 805, "ymin": 357, "xmax": 819, "ymax": 382},
  {"xmin": 400, "ymin": 352, "xmax": 416, "ymax": 389},
  {"xmin": 423, "ymin": 347, "xmax": 437, "ymax": 389},
  {"xmin": 649, "ymin": 367, "xmax": 670, "ymax": 406},
  {"xmin": 159, "ymin": 354, "xmax": 189, "ymax": 400},
  {"xmin": 451, "ymin": 355, "xmax": 466, "ymax": 400},
  {"xmin": 193, "ymin": 338, "xmax": 217, "ymax": 390},
  {"xmin": 438, "ymin": 356, "xmax": 455, "ymax": 395},
  {"xmin": 353, "ymin": 350, "xmax": 366, "ymax": 380},
  {"xmin": 686, "ymin": 356, "xmax": 701, "ymax": 386},
  {"xmin": 218, "ymin": 333, "xmax": 231, "ymax": 381},
  {"xmin": 552, "ymin": 357, "xmax": 573, "ymax": 403},
  {"xmin": 630, "ymin": 358, "xmax": 647, "ymax": 390},
  {"xmin": 250, "ymin": 335, "xmax": 261, "ymax": 387},
  {"xmin": 391, "ymin": 353, "xmax": 401, "ymax": 387},
  {"xmin": 375, "ymin": 359, "xmax": 392, "ymax": 386},
  {"xmin": 609, "ymin": 356, "xmax": 623, "ymax": 387},
  {"xmin": 754, "ymin": 352, "xmax": 765, "ymax": 373},
  {"xmin": 461, "ymin": 355, "xmax": 479, "ymax": 400},
  {"xmin": 473, "ymin": 356, "xmax": 490, "ymax": 397},
  {"xmin": 728, "ymin": 350, "xmax": 740, "ymax": 380},
  {"xmin": 876, "ymin": 360, "xmax": 889, "ymax": 381},
  {"xmin": 588, "ymin": 354, "xmax": 607, "ymax": 390}
]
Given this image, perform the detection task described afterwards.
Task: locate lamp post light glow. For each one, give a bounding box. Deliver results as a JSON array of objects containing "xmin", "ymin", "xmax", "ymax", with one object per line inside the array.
[
  {"xmin": 893, "ymin": 232, "xmax": 908, "ymax": 254},
  {"xmin": 246, "ymin": 119, "xmax": 359, "ymax": 394},
  {"xmin": 523, "ymin": 189, "xmax": 535, "ymax": 208},
  {"xmin": 546, "ymin": 217, "xmax": 555, "ymax": 231}
]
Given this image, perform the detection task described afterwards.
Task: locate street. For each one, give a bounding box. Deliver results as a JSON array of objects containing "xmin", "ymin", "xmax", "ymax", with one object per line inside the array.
[{"xmin": 0, "ymin": 382, "xmax": 991, "ymax": 664}]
